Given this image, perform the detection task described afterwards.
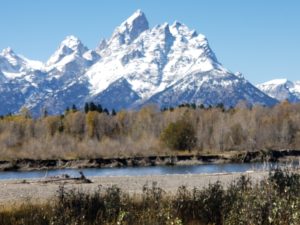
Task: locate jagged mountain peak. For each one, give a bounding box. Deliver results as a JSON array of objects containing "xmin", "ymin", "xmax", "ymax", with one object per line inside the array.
[
  {"xmin": 121, "ymin": 9, "xmax": 147, "ymax": 26},
  {"xmin": 171, "ymin": 21, "xmax": 193, "ymax": 36},
  {"xmin": 96, "ymin": 39, "xmax": 108, "ymax": 52},
  {"xmin": 170, "ymin": 21, "xmax": 200, "ymax": 39},
  {"xmin": 0, "ymin": 47, "xmax": 42, "ymax": 74},
  {"xmin": 1, "ymin": 47, "xmax": 15, "ymax": 56},
  {"xmin": 0, "ymin": 47, "xmax": 22, "ymax": 69},
  {"xmin": 0, "ymin": 47, "xmax": 44, "ymax": 70},
  {"xmin": 154, "ymin": 22, "xmax": 173, "ymax": 39},
  {"xmin": 60, "ymin": 35, "xmax": 84, "ymax": 51},
  {"xmin": 57, "ymin": 35, "xmax": 87, "ymax": 54},
  {"xmin": 46, "ymin": 35, "xmax": 88, "ymax": 68},
  {"xmin": 172, "ymin": 20, "xmax": 182, "ymax": 27},
  {"xmin": 0, "ymin": 47, "xmax": 23, "ymax": 64},
  {"xmin": 119, "ymin": 9, "xmax": 148, "ymax": 31},
  {"xmin": 109, "ymin": 10, "xmax": 149, "ymax": 46}
]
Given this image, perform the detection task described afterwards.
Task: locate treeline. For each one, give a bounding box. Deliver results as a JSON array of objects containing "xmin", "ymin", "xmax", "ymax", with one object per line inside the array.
[{"xmin": 0, "ymin": 101, "xmax": 300, "ymax": 159}]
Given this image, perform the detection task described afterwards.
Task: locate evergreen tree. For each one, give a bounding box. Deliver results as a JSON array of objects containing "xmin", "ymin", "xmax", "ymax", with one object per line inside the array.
[
  {"xmin": 103, "ymin": 108, "xmax": 109, "ymax": 115},
  {"xmin": 111, "ymin": 109, "xmax": 117, "ymax": 116},
  {"xmin": 199, "ymin": 104, "xmax": 205, "ymax": 109},
  {"xmin": 217, "ymin": 103, "xmax": 225, "ymax": 112},
  {"xmin": 42, "ymin": 108, "xmax": 48, "ymax": 118},
  {"xmin": 72, "ymin": 104, "xmax": 77, "ymax": 112},
  {"xmin": 89, "ymin": 102, "xmax": 97, "ymax": 112},
  {"xmin": 97, "ymin": 104, "xmax": 103, "ymax": 113},
  {"xmin": 84, "ymin": 103, "xmax": 89, "ymax": 113},
  {"xmin": 161, "ymin": 107, "xmax": 167, "ymax": 112}
]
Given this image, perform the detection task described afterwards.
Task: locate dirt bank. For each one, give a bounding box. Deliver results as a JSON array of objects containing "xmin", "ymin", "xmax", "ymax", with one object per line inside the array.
[{"xmin": 0, "ymin": 149, "xmax": 299, "ymax": 172}]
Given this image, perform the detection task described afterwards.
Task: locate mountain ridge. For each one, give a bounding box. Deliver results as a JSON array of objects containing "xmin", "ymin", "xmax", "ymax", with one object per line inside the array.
[
  {"xmin": 0, "ymin": 10, "xmax": 278, "ymax": 115},
  {"xmin": 257, "ymin": 79, "xmax": 300, "ymax": 103}
]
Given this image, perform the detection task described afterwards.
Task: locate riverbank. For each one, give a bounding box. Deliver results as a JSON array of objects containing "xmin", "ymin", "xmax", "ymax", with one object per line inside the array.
[
  {"xmin": 2, "ymin": 169, "xmax": 300, "ymax": 225},
  {"xmin": 0, "ymin": 149, "xmax": 300, "ymax": 171},
  {"xmin": 0, "ymin": 171, "xmax": 270, "ymax": 205}
]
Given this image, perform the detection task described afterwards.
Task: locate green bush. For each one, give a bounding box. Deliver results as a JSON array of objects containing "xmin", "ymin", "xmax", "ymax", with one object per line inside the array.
[{"xmin": 160, "ymin": 120, "xmax": 197, "ymax": 150}]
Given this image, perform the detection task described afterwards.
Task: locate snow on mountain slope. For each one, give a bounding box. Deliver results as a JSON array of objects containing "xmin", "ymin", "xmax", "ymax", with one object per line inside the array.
[
  {"xmin": 0, "ymin": 47, "xmax": 44, "ymax": 79},
  {"xmin": 85, "ymin": 10, "xmax": 275, "ymax": 109},
  {"xmin": 107, "ymin": 9, "xmax": 149, "ymax": 49},
  {"xmin": 0, "ymin": 47, "xmax": 46, "ymax": 115},
  {"xmin": 0, "ymin": 10, "xmax": 279, "ymax": 115},
  {"xmin": 143, "ymin": 70, "xmax": 277, "ymax": 108},
  {"xmin": 45, "ymin": 35, "xmax": 99, "ymax": 74},
  {"xmin": 91, "ymin": 78, "xmax": 141, "ymax": 111},
  {"xmin": 86, "ymin": 11, "xmax": 226, "ymax": 100},
  {"xmin": 23, "ymin": 36, "xmax": 100, "ymax": 115},
  {"xmin": 257, "ymin": 79, "xmax": 300, "ymax": 103}
]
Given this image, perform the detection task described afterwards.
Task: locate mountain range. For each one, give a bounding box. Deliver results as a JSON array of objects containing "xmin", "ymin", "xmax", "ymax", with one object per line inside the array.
[
  {"xmin": 256, "ymin": 79, "xmax": 300, "ymax": 103},
  {"xmin": 1, "ymin": 10, "xmax": 295, "ymax": 116}
]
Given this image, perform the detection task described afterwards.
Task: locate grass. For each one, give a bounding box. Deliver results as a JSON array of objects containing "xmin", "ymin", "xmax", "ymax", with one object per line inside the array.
[{"xmin": 1, "ymin": 169, "xmax": 300, "ymax": 225}]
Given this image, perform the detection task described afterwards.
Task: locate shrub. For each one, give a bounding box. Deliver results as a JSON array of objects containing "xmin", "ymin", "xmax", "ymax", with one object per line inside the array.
[
  {"xmin": 2, "ymin": 173, "xmax": 300, "ymax": 225},
  {"xmin": 160, "ymin": 120, "xmax": 197, "ymax": 151}
]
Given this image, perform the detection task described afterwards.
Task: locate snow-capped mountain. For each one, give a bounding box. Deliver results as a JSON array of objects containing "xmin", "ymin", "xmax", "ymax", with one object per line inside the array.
[
  {"xmin": 0, "ymin": 48, "xmax": 46, "ymax": 115},
  {"xmin": 0, "ymin": 47, "xmax": 43, "ymax": 79},
  {"xmin": 257, "ymin": 79, "xmax": 300, "ymax": 103},
  {"xmin": 144, "ymin": 71, "xmax": 277, "ymax": 108},
  {"xmin": 85, "ymin": 10, "xmax": 276, "ymax": 109},
  {"xmin": 45, "ymin": 35, "xmax": 99, "ymax": 72},
  {"xmin": 0, "ymin": 10, "xmax": 278, "ymax": 115},
  {"xmin": 22, "ymin": 36, "xmax": 100, "ymax": 115}
]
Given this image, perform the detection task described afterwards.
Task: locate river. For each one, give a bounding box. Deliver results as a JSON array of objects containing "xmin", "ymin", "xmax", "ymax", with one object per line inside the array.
[{"xmin": 0, "ymin": 161, "xmax": 298, "ymax": 180}]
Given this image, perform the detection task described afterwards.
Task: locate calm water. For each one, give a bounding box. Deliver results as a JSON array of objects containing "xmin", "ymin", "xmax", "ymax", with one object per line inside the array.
[{"xmin": 0, "ymin": 161, "xmax": 298, "ymax": 180}]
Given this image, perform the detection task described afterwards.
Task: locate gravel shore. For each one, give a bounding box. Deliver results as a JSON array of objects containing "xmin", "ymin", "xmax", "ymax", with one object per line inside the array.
[{"xmin": 0, "ymin": 171, "xmax": 269, "ymax": 205}]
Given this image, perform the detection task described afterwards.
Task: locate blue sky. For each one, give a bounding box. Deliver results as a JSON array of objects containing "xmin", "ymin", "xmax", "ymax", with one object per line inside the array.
[{"xmin": 0, "ymin": 0, "xmax": 299, "ymax": 84}]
